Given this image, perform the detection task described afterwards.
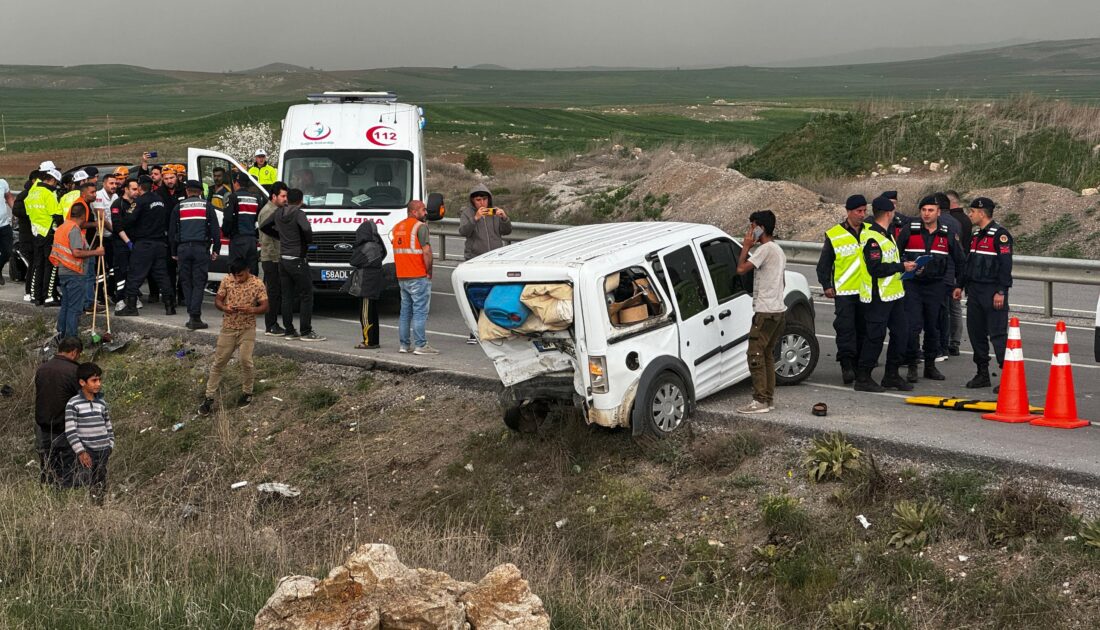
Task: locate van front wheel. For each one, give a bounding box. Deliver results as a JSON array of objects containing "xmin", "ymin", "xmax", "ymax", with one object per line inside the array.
[
  {"xmin": 774, "ymin": 321, "xmax": 819, "ymax": 386},
  {"xmin": 643, "ymin": 371, "xmax": 688, "ymax": 437}
]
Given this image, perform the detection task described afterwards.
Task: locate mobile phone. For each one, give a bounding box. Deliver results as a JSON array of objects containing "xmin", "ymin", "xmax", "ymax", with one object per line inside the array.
[{"xmin": 147, "ymin": 151, "xmax": 158, "ymax": 158}]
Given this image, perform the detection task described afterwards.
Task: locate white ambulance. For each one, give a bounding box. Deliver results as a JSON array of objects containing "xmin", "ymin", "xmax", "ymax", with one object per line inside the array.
[{"xmin": 188, "ymin": 91, "xmax": 442, "ymax": 290}]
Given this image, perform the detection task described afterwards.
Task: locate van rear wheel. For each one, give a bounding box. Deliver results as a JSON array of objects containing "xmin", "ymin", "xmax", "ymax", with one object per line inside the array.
[
  {"xmin": 502, "ymin": 400, "xmax": 548, "ymax": 433},
  {"xmin": 774, "ymin": 321, "xmax": 819, "ymax": 386},
  {"xmin": 643, "ymin": 371, "xmax": 688, "ymax": 437}
]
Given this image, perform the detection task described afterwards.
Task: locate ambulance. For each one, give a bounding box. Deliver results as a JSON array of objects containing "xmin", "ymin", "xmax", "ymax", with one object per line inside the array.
[{"xmin": 188, "ymin": 91, "xmax": 442, "ymax": 290}]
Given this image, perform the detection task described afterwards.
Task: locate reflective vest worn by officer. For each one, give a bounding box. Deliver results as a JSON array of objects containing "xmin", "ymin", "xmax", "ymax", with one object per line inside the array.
[
  {"xmin": 965, "ymin": 221, "xmax": 1013, "ymax": 290},
  {"xmin": 248, "ymin": 163, "xmax": 278, "ymax": 187},
  {"xmin": 224, "ymin": 190, "xmax": 261, "ymax": 238},
  {"xmin": 59, "ymin": 189, "xmax": 81, "ymax": 215},
  {"xmin": 901, "ymin": 220, "xmax": 951, "ymax": 282},
  {"xmin": 859, "ymin": 227, "xmax": 905, "ymax": 303},
  {"xmin": 391, "ymin": 217, "xmax": 427, "ymax": 279},
  {"xmin": 825, "ymin": 223, "xmax": 867, "ymax": 296},
  {"xmin": 171, "ymin": 197, "xmax": 220, "ymax": 253},
  {"xmin": 49, "ymin": 220, "xmax": 85, "ymax": 274},
  {"xmin": 25, "ymin": 182, "xmax": 61, "ymax": 238}
]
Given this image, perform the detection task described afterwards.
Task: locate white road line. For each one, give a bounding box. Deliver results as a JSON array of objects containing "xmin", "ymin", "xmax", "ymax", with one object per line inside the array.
[
  {"xmin": 811, "ymin": 301, "xmax": 1094, "ymax": 332},
  {"xmin": 815, "ymin": 332, "xmax": 1099, "ymax": 370},
  {"xmin": 802, "ymin": 381, "xmax": 913, "ymax": 401}
]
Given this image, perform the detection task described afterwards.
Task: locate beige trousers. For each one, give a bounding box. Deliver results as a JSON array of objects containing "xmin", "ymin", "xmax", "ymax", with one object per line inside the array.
[{"xmin": 205, "ymin": 327, "xmax": 256, "ymax": 398}]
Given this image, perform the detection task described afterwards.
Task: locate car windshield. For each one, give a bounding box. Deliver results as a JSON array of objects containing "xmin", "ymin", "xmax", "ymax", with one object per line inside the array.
[{"xmin": 281, "ymin": 149, "xmax": 414, "ymax": 209}]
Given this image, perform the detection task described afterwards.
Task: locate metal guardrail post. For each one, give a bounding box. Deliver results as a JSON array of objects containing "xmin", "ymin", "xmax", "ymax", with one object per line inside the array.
[{"xmin": 1044, "ymin": 282, "xmax": 1054, "ymax": 318}]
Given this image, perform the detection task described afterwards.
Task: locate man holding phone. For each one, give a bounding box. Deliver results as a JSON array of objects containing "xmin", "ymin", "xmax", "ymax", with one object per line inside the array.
[
  {"xmin": 458, "ymin": 185, "xmax": 512, "ymax": 343},
  {"xmin": 734, "ymin": 210, "xmax": 786, "ymax": 414},
  {"xmin": 198, "ymin": 259, "xmax": 268, "ymax": 415}
]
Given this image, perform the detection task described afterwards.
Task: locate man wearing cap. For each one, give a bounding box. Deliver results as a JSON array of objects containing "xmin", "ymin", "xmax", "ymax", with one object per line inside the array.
[
  {"xmin": 856, "ymin": 196, "xmax": 918, "ymax": 392},
  {"xmin": 898, "ymin": 196, "xmax": 966, "ymax": 383},
  {"xmin": 117, "ymin": 176, "xmax": 175, "ymax": 316},
  {"xmin": 25, "ymin": 168, "xmax": 64, "ymax": 305},
  {"xmin": 955, "ymin": 197, "xmax": 1013, "ymax": 390},
  {"xmin": 816, "ymin": 194, "xmax": 868, "ymax": 384},
  {"xmin": 248, "ymin": 150, "xmax": 277, "ymax": 189},
  {"xmin": 170, "ymin": 180, "xmax": 221, "ymax": 330},
  {"xmin": 223, "ymin": 172, "xmax": 262, "ymax": 273}
]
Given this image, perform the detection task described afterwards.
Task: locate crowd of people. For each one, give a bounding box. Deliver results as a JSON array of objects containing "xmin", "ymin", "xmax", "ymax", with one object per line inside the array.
[{"xmin": 816, "ymin": 190, "xmax": 1012, "ymax": 394}]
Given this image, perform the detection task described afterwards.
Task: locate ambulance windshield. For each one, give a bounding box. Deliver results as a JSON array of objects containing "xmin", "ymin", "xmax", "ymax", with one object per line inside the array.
[{"xmin": 282, "ymin": 149, "xmax": 414, "ymax": 209}]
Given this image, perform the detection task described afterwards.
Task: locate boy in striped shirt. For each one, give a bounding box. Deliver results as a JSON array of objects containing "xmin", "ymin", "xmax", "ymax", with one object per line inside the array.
[{"xmin": 64, "ymin": 362, "xmax": 114, "ymax": 503}]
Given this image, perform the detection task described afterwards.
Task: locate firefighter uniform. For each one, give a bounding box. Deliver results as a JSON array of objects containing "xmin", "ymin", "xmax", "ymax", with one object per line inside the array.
[
  {"xmin": 223, "ymin": 178, "xmax": 261, "ymax": 273},
  {"xmin": 960, "ymin": 198, "xmax": 1013, "ymax": 389},
  {"xmin": 169, "ymin": 185, "xmax": 221, "ymax": 329},
  {"xmin": 856, "ymin": 198, "xmax": 911, "ymax": 392},
  {"xmin": 816, "ymin": 218, "xmax": 866, "ymax": 384},
  {"xmin": 119, "ymin": 184, "xmax": 174, "ymax": 316},
  {"xmin": 899, "ymin": 216, "xmax": 965, "ymax": 381}
]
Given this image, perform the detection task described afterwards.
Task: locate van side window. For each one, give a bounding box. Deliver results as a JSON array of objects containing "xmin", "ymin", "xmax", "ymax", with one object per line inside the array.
[
  {"xmin": 603, "ymin": 267, "xmax": 666, "ymax": 327},
  {"xmin": 663, "ymin": 246, "xmax": 710, "ymax": 320},
  {"xmin": 700, "ymin": 238, "xmax": 745, "ymax": 303}
]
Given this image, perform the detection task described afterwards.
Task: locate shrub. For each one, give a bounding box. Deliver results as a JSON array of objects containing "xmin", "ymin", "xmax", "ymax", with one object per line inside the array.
[
  {"xmin": 464, "ymin": 150, "xmax": 493, "ymax": 175},
  {"xmin": 300, "ymin": 387, "xmax": 340, "ymax": 411},
  {"xmin": 760, "ymin": 493, "xmax": 807, "ymax": 535},
  {"xmin": 889, "ymin": 499, "xmax": 943, "ymax": 549},
  {"xmin": 805, "ymin": 432, "xmax": 863, "ymax": 482}
]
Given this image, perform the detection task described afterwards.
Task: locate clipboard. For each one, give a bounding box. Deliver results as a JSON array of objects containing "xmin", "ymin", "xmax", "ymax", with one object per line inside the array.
[{"xmin": 901, "ymin": 254, "xmax": 932, "ymax": 280}]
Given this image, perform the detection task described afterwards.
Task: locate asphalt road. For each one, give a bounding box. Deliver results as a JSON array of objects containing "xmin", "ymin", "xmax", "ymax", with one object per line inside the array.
[{"xmin": 5, "ymin": 242, "xmax": 1100, "ymax": 477}]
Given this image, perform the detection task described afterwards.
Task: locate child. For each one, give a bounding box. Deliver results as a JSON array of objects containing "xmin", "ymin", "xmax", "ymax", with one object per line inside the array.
[{"xmin": 64, "ymin": 362, "xmax": 114, "ymax": 503}]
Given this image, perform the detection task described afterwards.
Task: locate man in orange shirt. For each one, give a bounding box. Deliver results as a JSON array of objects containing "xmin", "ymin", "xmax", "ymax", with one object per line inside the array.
[{"xmin": 391, "ymin": 200, "xmax": 437, "ymax": 355}]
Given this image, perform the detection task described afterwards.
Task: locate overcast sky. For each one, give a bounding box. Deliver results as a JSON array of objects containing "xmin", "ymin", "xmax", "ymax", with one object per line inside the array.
[{"xmin": 2, "ymin": 0, "xmax": 1098, "ymax": 71}]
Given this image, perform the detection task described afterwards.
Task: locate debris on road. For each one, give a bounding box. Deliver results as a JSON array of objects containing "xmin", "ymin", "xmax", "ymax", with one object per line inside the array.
[
  {"xmin": 257, "ymin": 482, "xmax": 301, "ymax": 498},
  {"xmin": 231, "ymin": 481, "xmax": 249, "ymax": 490}
]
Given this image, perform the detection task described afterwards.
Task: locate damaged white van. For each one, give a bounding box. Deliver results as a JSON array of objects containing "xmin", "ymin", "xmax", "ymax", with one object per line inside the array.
[{"xmin": 451, "ymin": 222, "xmax": 819, "ymax": 437}]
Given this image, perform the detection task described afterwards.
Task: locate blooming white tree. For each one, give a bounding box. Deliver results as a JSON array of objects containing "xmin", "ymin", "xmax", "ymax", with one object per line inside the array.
[{"xmin": 211, "ymin": 122, "xmax": 280, "ymax": 166}]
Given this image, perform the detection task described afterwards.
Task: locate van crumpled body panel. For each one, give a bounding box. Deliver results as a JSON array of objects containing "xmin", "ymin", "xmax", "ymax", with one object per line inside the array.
[
  {"xmin": 482, "ymin": 335, "xmax": 577, "ymax": 387},
  {"xmin": 587, "ymin": 378, "xmax": 638, "ymax": 428}
]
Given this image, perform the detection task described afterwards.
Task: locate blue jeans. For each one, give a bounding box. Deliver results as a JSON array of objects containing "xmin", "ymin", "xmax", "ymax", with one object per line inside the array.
[
  {"xmin": 57, "ymin": 274, "xmax": 85, "ymax": 339},
  {"xmin": 83, "ymin": 254, "xmax": 98, "ymax": 308},
  {"xmin": 398, "ymin": 277, "xmax": 432, "ymax": 349}
]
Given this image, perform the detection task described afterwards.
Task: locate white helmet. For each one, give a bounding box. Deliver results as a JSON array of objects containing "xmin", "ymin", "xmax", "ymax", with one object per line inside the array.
[{"xmin": 39, "ymin": 160, "xmax": 57, "ymax": 172}]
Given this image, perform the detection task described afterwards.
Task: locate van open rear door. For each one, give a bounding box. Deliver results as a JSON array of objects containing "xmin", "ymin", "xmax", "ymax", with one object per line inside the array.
[{"xmin": 187, "ymin": 148, "xmax": 266, "ymax": 197}]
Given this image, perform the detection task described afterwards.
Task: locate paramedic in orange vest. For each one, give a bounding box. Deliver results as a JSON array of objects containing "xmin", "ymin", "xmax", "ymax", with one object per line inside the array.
[
  {"xmin": 50, "ymin": 199, "xmax": 104, "ymax": 341},
  {"xmin": 391, "ymin": 200, "xmax": 438, "ymax": 355}
]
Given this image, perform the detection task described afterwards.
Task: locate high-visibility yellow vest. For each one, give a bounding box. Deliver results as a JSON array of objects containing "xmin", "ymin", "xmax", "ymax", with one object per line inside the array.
[
  {"xmin": 248, "ymin": 164, "xmax": 278, "ymax": 186},
  {"xmin": 25, "ymin": 183, "xmax": 61, "ymax": 237},
  {"xmin": 825, "ymin": 223, "xmax": 866, "ymax": 296},
  {"xmin": 59, "ymin": 189, "xmax": 80, "ymax": 213},
  {"xmin": 859, "ymin": 227, "xmax": 905, "ymax": 304}
]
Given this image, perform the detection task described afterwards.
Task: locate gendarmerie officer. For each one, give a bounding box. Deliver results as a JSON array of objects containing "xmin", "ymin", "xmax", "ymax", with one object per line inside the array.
[
  {"xmin": 898, "ymin": 195, "xmax": 966, "ymax": 383},
  {"xmin": 955, "ymin": 197, "xmax": 1012, "ymax": 390},
  {"xmin": 855, "ymin": 196, "xmax": 918, "ymax": 392},
  {"xmin": 816, "ymin": 194, "xmax": 868, "ymax": 384},
  {"xmin": 117, "ymin": 176, "xmax": 175, "ymax": 316},
  {"xmin": 222, "ymin": 172, "xmax": 261, "ymax": 273},
  {"xmin": 170, "ymin": 180, "xmax": 221, "ymax": 330}
]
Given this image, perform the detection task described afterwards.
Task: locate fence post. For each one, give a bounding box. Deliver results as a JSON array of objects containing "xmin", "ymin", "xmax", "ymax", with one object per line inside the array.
[
  {"xmin": 1044, "ymin": 281, "xmax": 1053, "ymax": 318},
  {"xmin": 438, "ymin": 233, "xmax": 447, "ymax": 260}
]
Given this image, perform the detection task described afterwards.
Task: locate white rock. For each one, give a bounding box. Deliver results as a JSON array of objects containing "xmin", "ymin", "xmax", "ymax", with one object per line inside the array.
[
  {"xmin": 554, "ymin": 518, "xmax": 569, "ymax": 529},
  {"xmin": 929, "ymin": 162, "xmax": 942, "ymax": 173},
  {"xmin": 1082, "ymin": 188, "xmax": 1099, "ymax": 197},
  {"xmin": 958, "ymin": 554, "xmax": 969, "ymax": 562},
  {"xmin": 463, "ymin": 463, "xmax": 474, "ymax": 473}
]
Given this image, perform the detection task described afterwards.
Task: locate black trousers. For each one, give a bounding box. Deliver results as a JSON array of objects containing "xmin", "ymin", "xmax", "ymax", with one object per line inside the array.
[
  {"xmin": 359, "ymin": 297, "xmax": 380, "ymax": 346},
  {"xmin": 229, "ymin": 235, "xmax": 259, "ymax": 274},
  {"xmin": 279, "ymin": 258, "xmax": 314, "ymax": 334},
  {"xmin": 177, "ymin": 242, "xmax": 210, "ymax": 317},
  {"xmin": 937, "ymin": 288, "xmax": 951, "ymax": 355},
  {"xmin": 74, "ymin": 448, "xmax": 111, "ymax": 504},
  {"xmin": 109, "ymin": 240, "xmax": 131, "ymax": 301},
  {"xmin": 967, "ymin": 284, "xmax": 1009, "ymax": 368},
  {"xmin": 261, "ymin": 260, "xmax": 282, "ymax": 330},
  {"xmin": 126, "ymin": 241, "xmax": 172, "ymax": 302},
  {"xmin": 13, "ymin": 217, "xmax": 32, "ymax": 282},
  {"xmin": 29, "ymin": 234, "xmax": 54, "ymax": 302},
  {"xmin": 832, "ymin": 294, "xmax": 865, "ymax": 364},
  {"xmin": 0, "ymin": 225, "xmax": 12, "ymax": 279},
  {"xmin": 35, "ymin": 424, "xmax": 75, "ymax": 488},
  {"xmin": 859, "ymin": 297, "xmax": 908, "ymax": 372},
  {"xmin": 904, "ymin": 281, "xmax": 947, "ymax": 364}
]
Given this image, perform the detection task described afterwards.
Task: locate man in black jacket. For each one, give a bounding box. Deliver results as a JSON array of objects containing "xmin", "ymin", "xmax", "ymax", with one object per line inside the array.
[
  {"xmin": 118, "ymin": 177, "xmax": 175, "ymax": 316},
  {"xmin": 34, "ymin": 336, "xmax": 83, "ymax": 486},
  {"xmin": 222, "ymin": 172, "xmax": 262, "ymax": 274},
  {"xmin": 260, "ymin": 188, "xmax": 324, "ymax": 341},
  {"xmin": 170, "ymin": 180, "xmax": 221, "ymax": 329}
]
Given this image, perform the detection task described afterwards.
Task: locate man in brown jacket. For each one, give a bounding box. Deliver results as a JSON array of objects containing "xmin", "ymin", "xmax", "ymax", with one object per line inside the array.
[{"xmin": 34, "ymin": 336, "xmax": 83, "ymax": 486}]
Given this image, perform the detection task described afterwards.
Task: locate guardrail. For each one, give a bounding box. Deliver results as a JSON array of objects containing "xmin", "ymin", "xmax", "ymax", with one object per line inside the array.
[{"xmin": 435, "ymin": 219, "xmax": 1100, "ymax": 318}]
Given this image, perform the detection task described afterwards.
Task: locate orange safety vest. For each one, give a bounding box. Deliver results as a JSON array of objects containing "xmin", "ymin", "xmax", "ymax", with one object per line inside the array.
[
  {"xmin": 391, "ymin": 217, "xmax": 427, "ymax": 279},
  {"xmin": 49, "ymin": 220, "xmax": 85, "ymax": 274}
]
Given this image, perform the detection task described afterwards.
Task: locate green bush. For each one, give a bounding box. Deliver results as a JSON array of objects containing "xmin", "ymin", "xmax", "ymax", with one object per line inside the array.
[
  {"xmin": 889, "ymin": 499, "xmax": 943, "ymax": 549},
  {"xmin": 463, "ymin": 150, "xmax": 493, "ymax": 175},
  {"xmin": 804, "ymin": 432, "xmax": 863, "ymax": 482},
  {"xmin": 299, "ymin": 387, "xmax": 340, "ymax": 411}
]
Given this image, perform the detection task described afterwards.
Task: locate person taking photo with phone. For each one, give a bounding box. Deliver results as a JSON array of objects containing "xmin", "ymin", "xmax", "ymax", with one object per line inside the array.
[{"xmin": 458, "ymin": 184, "xmax": 512, "ymax": 343}]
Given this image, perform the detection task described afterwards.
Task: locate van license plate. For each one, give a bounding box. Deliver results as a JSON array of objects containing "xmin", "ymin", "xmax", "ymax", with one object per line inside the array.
[{"xmin": 320, "ymin": 269, "xmax": 349, "ymax": 281}]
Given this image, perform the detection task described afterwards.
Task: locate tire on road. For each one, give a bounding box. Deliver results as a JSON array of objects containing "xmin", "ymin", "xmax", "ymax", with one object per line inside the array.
[
  {"xmin": 641, "ymin": 370, "xmax": 689, "ymax": 438},
  {"xmin": 774, "ymin": 320, "xmax": 819, "ymax": 386}
]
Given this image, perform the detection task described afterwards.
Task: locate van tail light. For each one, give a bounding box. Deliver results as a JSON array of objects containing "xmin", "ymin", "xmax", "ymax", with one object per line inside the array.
[{"xmin": 589, "ymin": 356, "xmax": 609, "ymax": 394}]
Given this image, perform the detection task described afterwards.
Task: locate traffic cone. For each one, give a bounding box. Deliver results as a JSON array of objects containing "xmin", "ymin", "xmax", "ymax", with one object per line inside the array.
[
  {"xmin": 1030, "ymin": 321, "xmax": 1090, "ymax": 429},
  {"xmin": 982, "ymin": 317, "xmax": 1040, "ymax": 423}
]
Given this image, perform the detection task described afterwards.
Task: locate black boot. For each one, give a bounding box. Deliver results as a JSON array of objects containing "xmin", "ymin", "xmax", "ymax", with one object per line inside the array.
[
  {"xmin": 840, "ymin": 360, "xmax": 856, "ymax": 385},
  {"xmin": 186, "ymin": 315, "xmax": 208, "ymax": 330},
  {"xmin": 853, "ymin": 369, "xmax": 885, "ymax": 393},
  {"xmin": 966, "ymin": 365, "xmax": 991, "ymax": 389},
  {"xmin": 924, "ymin": 363, "xmax": 946, "ymax": 381},
  {"xmin": 906, "ymin": 363, "xmax": 919, "ymax": 383},
  {"xmin": 164, "ymin": 299, "xmax": 176, "ymax": 316},
  {"xmin": 117, "ymin": 296, "xmax": 139, "ymax": 316},
  {"xmin": 882, "ymin": 365, "xmax": 914, "ymax": 391}
]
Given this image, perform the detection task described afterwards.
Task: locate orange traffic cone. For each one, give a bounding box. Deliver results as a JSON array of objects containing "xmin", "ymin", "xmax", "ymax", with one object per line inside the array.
[
  {"xmin": 982, "ymin": 317, "xmax": 1039, "ymax": 423},
  {"xmin": 1030, "ymin": 321, "xmax": 1090, "ymax": 429}
]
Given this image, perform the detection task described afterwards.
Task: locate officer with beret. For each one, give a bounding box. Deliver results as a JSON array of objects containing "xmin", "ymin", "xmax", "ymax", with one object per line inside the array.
[
  {"xmin": 169, "ymin": 180, "xmax": 221, "ymax": 330},
  {"xmin": 117, "ymin": 176, "xmax": 175, "ymax": 316},
  {"xmin": 955, "ymin": 197, "xmax": 1013, "ymax": 390},
  {"xmin": 855, "ymin": 196, "xmax": 918, "ymax": 392},
  {"xmin": 816, "ymin": 194, "xmax": 868, "ymax": 384},
  {"xmin": 898, "ymin": 195, "xmax": 966, "ymax": 383}
]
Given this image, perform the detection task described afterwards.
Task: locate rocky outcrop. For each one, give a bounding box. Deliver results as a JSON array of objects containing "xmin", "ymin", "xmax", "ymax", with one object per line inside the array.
[{"xmin": 254, "ymin": 544, "xmax": 549, "ymax": 630}]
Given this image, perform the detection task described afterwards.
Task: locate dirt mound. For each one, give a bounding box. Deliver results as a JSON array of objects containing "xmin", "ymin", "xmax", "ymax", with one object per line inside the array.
[
  {"xmin": 629, "ymin": 158, "xmax": 843, "ymax": 242},
  {"xmin": 966, "ymin": 182, "xmax": 1100, "ymax": 257}
]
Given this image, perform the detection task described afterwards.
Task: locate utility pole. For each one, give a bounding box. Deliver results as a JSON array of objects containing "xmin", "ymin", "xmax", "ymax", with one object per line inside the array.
[{"xmin": 107, "ymin": 115, "xmax": 111, "ymax": 160}]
